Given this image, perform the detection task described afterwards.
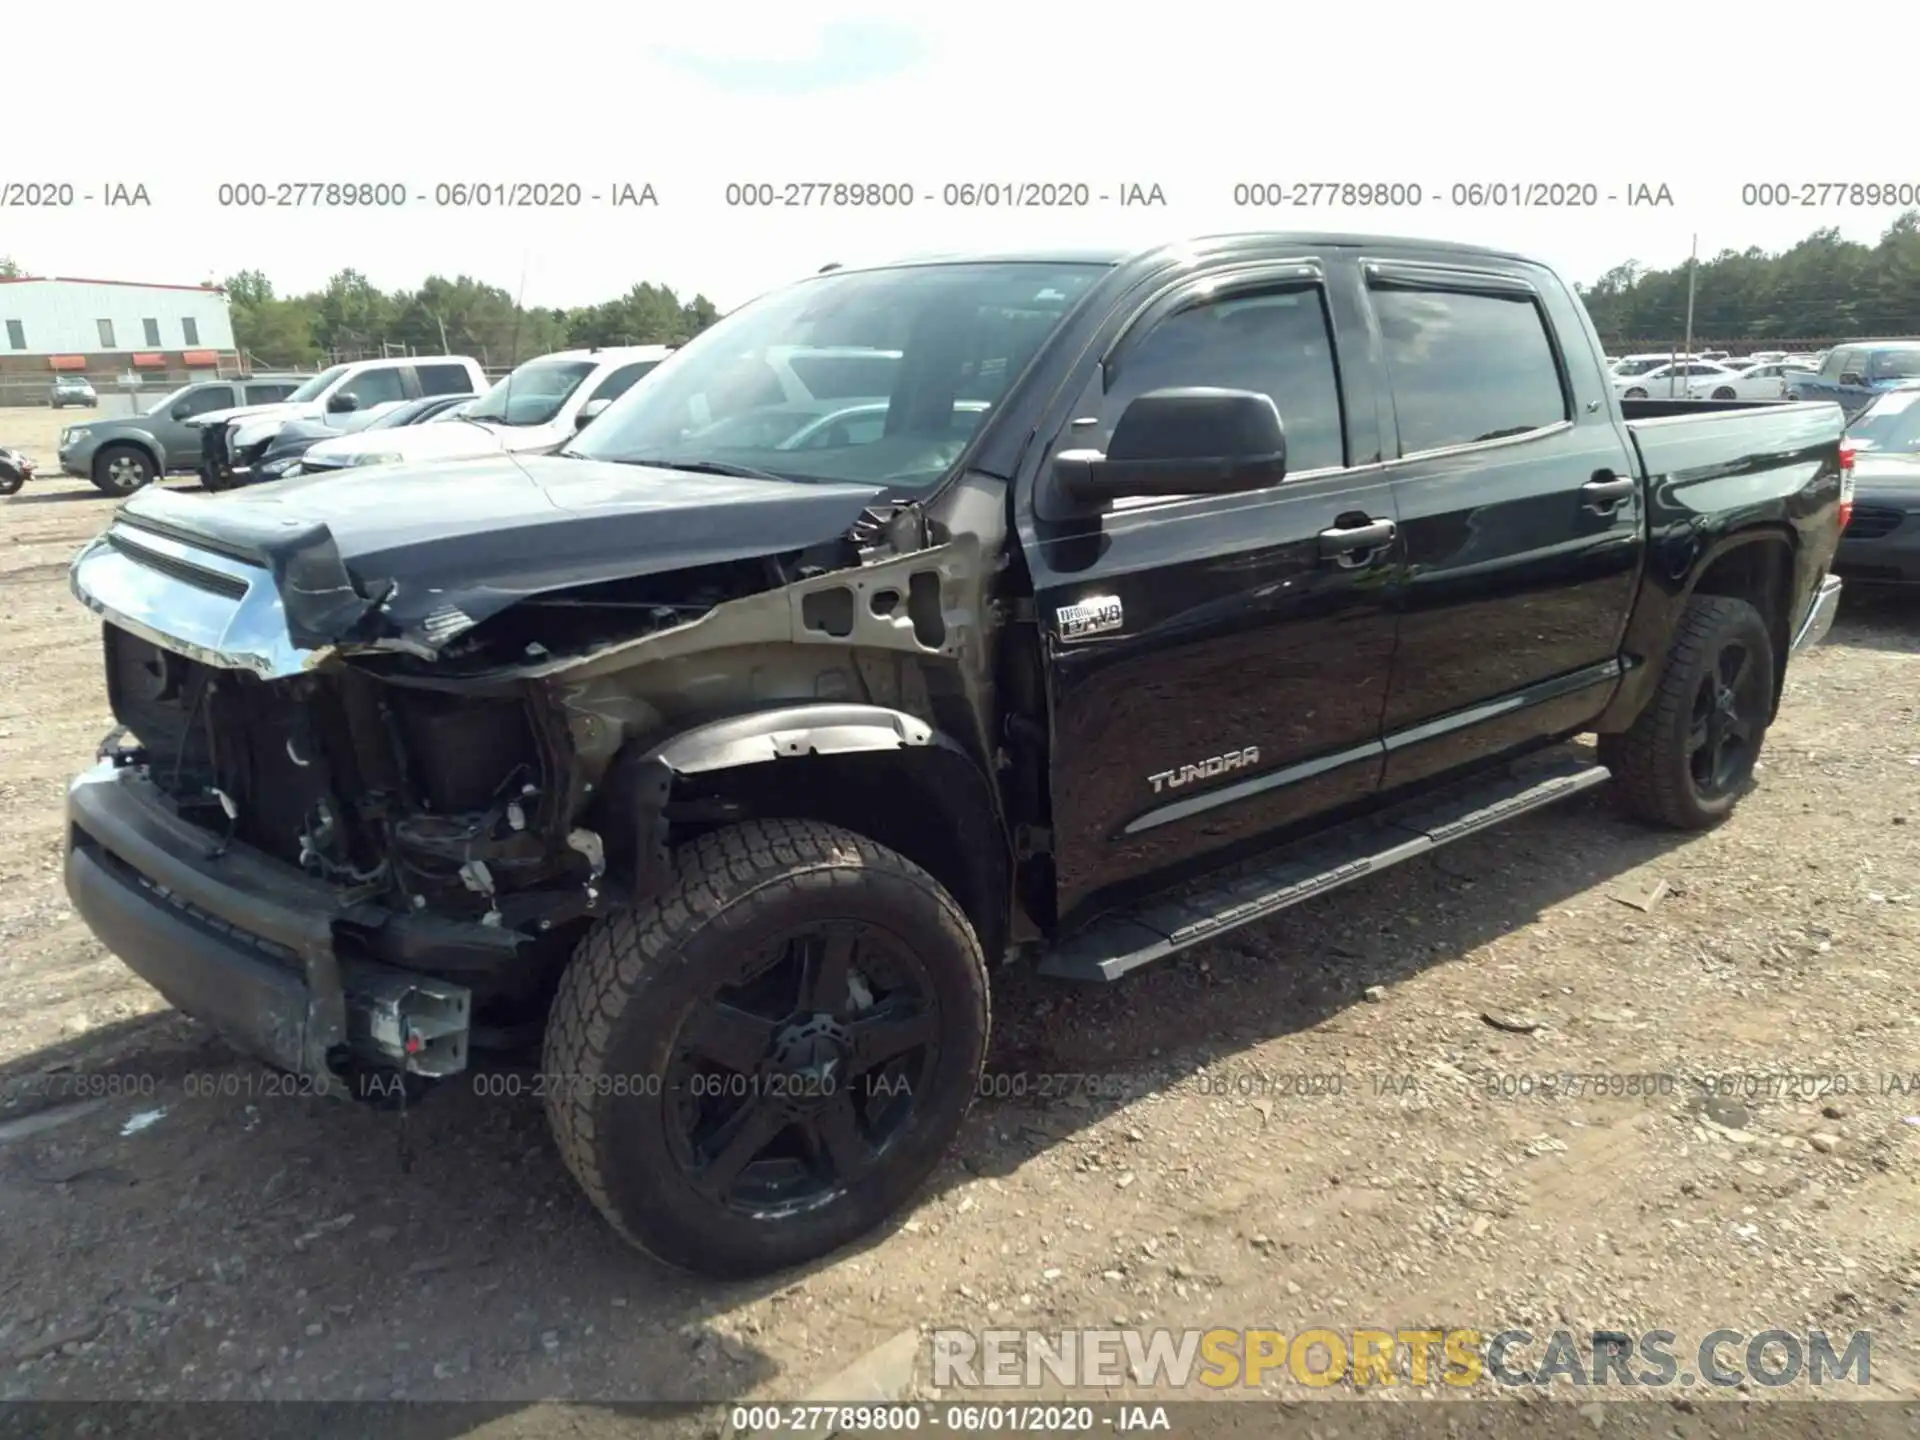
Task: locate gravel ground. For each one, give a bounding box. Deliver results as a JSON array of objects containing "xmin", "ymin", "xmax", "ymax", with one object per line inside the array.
[{"xmin": 2, "ymin": 406, "xmax": 1917, "ymax": 1427}]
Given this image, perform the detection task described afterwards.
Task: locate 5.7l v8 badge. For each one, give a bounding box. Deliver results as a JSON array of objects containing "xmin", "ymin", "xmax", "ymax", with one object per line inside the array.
[{"xmin": 1055, "ymin": 595, "xmax": 1124, "ymax": 639}]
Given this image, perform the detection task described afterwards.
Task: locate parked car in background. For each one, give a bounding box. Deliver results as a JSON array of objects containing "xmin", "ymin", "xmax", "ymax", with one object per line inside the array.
[
  {"xmin": 56, "ymin": 374, "xmax": 308, "ymax": 495},
  {"xmin": 1787, "ymin": 341, "xmax": 1920, "ymax": 421},
  {"xmin": 1833, "ymin": 383, "xmax": 1920, "ymax": 585},
  {"xmin": 1610, "ymin": 352, "xmax": 1699, "ymax": 378},
  {"xmin": 64, "ymin": 231, "xmax": 1845, "ymax": 1279},
  {"xmin": 50, "ymin": 375, "xmax": 98, "ymax": 409},
  {"xmin": 1614, "ymin": 360, "xmax": 1738, "ymax": 398},
  {"xmin": 251, "ymin": 393, "xmax": 477, "ymax": 483},
  {"xmin": 193, "ymin": 355, "xmax": 487, "ymax": 489},
  {"xmin": 1684, "ymin": 359, "xmax": 1812, "ymax": 402},
  {"xmin": 0, "ymin": 445, "xmax": 32, "ymax": 495},
  {"xmin": 293, "ymin": 346, "xmax": 668, "ymax": 474}
]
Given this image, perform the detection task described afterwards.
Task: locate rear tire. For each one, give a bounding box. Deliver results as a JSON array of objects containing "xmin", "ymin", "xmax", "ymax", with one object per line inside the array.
[
  {"xmin": 1624, "ymin": 386, "xmax": 1649, "ymax": 399},
  {"xmin": 1600, "ymin": 594, "xmax": 1775, "ymax": 830},
  {"xmin": 1712, "ymin": 387, "xmax": 1736, "ymax": 400},
  {"xmin": 91, "ymin": 444, "xmax": 155, "ymax": 496},
  {"xmin": 543, "ymin": 818, "xmax": 989, "ymax": 1278}
]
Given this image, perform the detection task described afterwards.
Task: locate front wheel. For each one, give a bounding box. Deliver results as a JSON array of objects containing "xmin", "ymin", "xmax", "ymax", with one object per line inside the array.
[
  {"xmin": 1599, "ymin": 594, "xmax": 1776, "ymax": 830},
  {"xmin": 1624, "ymin": 386, "xmax": 1648, "ymax": 399},
  {"xmin": 543, "ymin": 818, "xmax": 990, "ymax": 1277},
  {"xmin": 91, "ymin": 444, "xmax": 155, "ymax": 496},
  {"xmin": 1712, "ymin": 387, "xmax": 1737, "ymax": 400}
]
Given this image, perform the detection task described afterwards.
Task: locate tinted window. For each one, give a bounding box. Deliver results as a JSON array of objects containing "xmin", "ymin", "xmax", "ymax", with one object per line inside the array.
[
  {"xmin": 182, "ymin": 318, "xmax": 200, "ymax": 346},
  {"xmin": 142, "ymin": 318, "xmax": 160, "ymax": 346},
  {"xmin": 416, "ymin": 362, "xmax": 475, "ymax": 396},
  {"xmin": 1372, "ymin": 286, "xmax": 1567, "ymax": 453},
  {"xmin": 1101, "ymin": 286, "xmax": 1345, "ymax": 475},
  {"xmin": 338, "ymin": 367, "xmax": 406, "ymax": 406},
  {"xmin": 6, "ymin": 320, "xmax": 24, "ymax": 349},
  {"xmin": 585, "ymin": 361, "xmax": 659, "ymax": 405},
  {"xmin": 1825, "ymin": 349, "xmax": 1854, "ymax": 379},
  {"xmin": 179, "ymin": 384, "xmax": 235, "ymax": 416},
  {"xmin": 243, "ymin": 382, "xmax": 295, "ymax": 403},
  {"xmin": 97, "ymin": 319, "xmax": 116, "ymax": 348}
]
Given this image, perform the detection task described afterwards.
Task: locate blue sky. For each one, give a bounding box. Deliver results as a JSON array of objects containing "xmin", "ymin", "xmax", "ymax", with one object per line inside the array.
[
  {"xmin": 654, "ymin": 19, "xmax": 926, "ymax": 95},
  {"xmin": 4, "ymin": 2, "xmax": 1910, "ymax": 310}
]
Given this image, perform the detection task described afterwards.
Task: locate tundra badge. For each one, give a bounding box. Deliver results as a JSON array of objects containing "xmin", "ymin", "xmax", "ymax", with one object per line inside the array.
[
  {"xmin": 1149, "ymin": 747, "xmax": 1261, "ymax": 794},
  {"xmin": 1056, "ymin": 594, "xmax": 1124, "ymax": 639}
]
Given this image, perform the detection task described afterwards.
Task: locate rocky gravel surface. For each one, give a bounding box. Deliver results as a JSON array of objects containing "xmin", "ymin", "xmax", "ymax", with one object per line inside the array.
[{"xmin": 1, "ymin": 410, "xmax": 1916, "ymax": 1432}]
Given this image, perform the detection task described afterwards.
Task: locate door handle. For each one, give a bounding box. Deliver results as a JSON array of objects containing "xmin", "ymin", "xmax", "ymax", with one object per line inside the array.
[
  {"xmin": 1317, "ymin": 517, "xmax": 1396, "ymax": 565},
  {"xmin": 1582, "ymin": 473, "xmax": 1636, "ymax": 510}
]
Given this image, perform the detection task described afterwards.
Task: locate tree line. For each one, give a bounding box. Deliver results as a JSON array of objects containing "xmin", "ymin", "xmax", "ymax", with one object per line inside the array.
[
  {"xmin": 218, "ymin": 269, "xmax": 722, "ymax": 369},
  {"xmin": 7, "ymin": 211, "xmax": 1920, "ymax": 359},
  {"xmin": 1576, "ymin": 211, "xmax": 1920, "ymax": 346}
]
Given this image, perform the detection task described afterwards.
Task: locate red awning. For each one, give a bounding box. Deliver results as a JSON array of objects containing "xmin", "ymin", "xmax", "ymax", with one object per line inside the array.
[
  {"xmin": 132, "ymin": 352, "xmax": 167, "ymax": 368},
  {"xmin": 180, "ymin": 349, "xmax": 219, "ymax": 367},
  {"xmin": 48, "ymin": 355, "xmax": 88, "ymax": 371}
]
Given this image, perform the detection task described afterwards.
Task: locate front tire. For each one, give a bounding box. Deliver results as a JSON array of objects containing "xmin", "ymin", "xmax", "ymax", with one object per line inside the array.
[
  {"xmin": 1624, "ymin": 386, "xmax": 1649, "ymax": 399},
  {"xmin": 1600, "ymin": 595, "xmax": 1776, "ymax": 830},
  {"xmin": 543, "ymin": 818, "xmax": 989, "ymax": 1277},
  {"xmin": 91, "ymin": 444, "xmax": 155, "ymax": 496}
]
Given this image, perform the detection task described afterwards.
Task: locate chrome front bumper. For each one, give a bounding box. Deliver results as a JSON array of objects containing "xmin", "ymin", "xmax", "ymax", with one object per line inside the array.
[{"xmin": 1791, "ymin": 573, "xmax": 1843, "ymax": 653}]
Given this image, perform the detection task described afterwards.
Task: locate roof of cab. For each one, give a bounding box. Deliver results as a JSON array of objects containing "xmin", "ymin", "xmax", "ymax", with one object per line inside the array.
[{"xmin": 842, "ymin": 232, "xmax": 1538, "ymax": 274}]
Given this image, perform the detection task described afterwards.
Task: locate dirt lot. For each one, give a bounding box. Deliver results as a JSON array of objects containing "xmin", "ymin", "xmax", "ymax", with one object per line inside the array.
[{"xmin": 2, "ymin": 402, "xmax": 1918, "ymax": 1425}]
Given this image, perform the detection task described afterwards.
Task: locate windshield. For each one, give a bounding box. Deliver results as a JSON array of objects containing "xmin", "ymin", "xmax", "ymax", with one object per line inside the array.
[
  {"xmin": 1613, "ymin": 358, "xmax": 1670, "ymax": 376},
  {"xmin": 143, "ymin": 384, "xmax": 191, "ymax": 415},
  {"xmin": 1848, "ymin": 388, "xmax": 1920, "ymax": 451},
  {"xmin": 1867, "ymin": 348, "xmax": 1920, "ymax": 381},
  {"xmin": 464, "ymin": 359, "xmax": 597, "ymax": 425},
  {"xmin": 567, "ymin": 261, "xmax": 1108, "ymax": 491},
  {"xmin": 285, "ymin": 365, "xmax": 349, "ymax": 403}
]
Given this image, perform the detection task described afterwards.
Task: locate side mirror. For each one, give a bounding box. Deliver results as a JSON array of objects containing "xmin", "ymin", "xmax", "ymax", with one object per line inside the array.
[
  {"xmin": 327, "ymin": 392, "xmax": 359, "ymax": 414},
  {"xmin": 1840, "ymin": 372, "xmax": 1865, "ymax": 387},
  {"xmin": 170, "ymin": 402, "xmax": 192, "ymax": 420},
  {"xmin": 1039, "ymin": 388, "xmax": 1287, "ymax": 521},
  {"xmin": 576, "ymin": 397, "xmax": 611, "ymax": 428}
]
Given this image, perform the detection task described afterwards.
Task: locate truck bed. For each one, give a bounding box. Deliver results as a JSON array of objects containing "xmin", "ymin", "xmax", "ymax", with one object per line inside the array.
[{"xmin": 1620, "ymin": 398, "xmax": 1845, "ymax": 487}]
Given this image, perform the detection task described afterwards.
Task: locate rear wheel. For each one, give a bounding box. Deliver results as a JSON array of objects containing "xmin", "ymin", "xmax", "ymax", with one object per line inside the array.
[
  {"xmin": 1600, "ymin": 594, "xmax": 1775, "ymax": 830},
  {"xmin": 1712, "ymin": 387, "xmax": 1736, "ymax": 400},
  {"xmin": 543, "ymin": 818, "xmax": 989, "ymax": 1277},
  {"xmin": 1624, "ymin": 386, "xmax": 1649, "ymax": 399},
  {"xmin": 91, "ymin": 444, "xmax": 155, "ymax": 496}
]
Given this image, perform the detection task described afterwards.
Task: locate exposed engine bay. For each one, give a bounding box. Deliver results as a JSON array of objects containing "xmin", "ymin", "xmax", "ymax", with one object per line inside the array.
[{"xmin": 81, "ymin": 484, "xmax": 1002, "ymax": 1047}]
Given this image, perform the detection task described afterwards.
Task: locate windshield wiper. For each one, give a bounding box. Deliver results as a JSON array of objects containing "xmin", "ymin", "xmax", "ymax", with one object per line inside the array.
[{"xmin": 601, "ymin": 456, "xmax": 794, "ymax": 482}]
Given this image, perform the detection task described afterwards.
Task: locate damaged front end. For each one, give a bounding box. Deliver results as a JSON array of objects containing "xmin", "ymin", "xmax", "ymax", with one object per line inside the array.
[{"xmin": 65, "ymin": 473, "xmax": 994, "ymax": 1092}]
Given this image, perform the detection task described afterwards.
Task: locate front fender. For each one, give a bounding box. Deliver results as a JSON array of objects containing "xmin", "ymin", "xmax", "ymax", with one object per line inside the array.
[{"xmin": 94, "ymin": 426, "xmax": 169, "ymax": 470}]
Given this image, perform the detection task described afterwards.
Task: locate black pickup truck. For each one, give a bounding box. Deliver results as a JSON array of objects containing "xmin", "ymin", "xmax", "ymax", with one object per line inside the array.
[{"xmin": 65, "ymin": 233, "xmax": 1846, "ymax": 1278}]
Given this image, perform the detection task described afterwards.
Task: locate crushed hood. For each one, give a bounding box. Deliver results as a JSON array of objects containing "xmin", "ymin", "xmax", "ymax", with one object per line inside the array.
[
  {"xmin": 188, "ymin": 400, "xmax": 319, "ymax": 430},
  {"xmin": 103, "ymin": 453, "xmax": 891, "ymax": 653}
]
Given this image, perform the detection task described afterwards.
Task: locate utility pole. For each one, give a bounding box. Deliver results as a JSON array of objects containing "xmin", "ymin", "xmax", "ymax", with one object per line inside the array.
[{"xmin": 1682, "ymin": 233, "xmax": 1699, "ymax": 366}]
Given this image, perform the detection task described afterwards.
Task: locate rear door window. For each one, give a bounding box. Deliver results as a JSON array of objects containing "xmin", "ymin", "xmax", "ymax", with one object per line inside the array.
[
  {"xmin": 416, "ymin": 362, "xmax": 477, "ymax": 396},
  {"xmin": 1369, "ymin": 283, "xmax": 1569, "ymax": 454}
]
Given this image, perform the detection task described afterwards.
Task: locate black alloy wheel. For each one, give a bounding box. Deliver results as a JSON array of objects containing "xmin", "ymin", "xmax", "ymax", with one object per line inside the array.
[
  {"xmin": 664, "ymin": 921, "xmax": 939, "ymax": 1217},
  {"xmin": 1686, "ymin": 634, "xmax": 1766, "ymax": 804}
]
